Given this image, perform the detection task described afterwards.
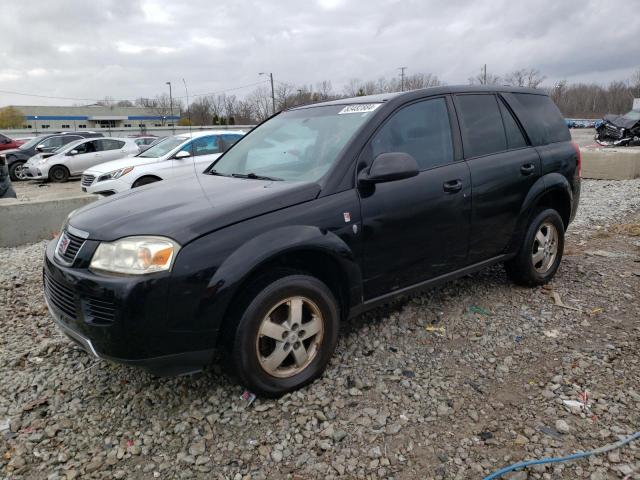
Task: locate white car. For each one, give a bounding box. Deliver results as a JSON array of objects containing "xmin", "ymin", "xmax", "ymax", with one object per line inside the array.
[
  {"xmin": 81, "ymin": 130, "xmax": 245, "ymax": 195},
  {"xmin": 25, "ymin": 137, "xmax": 139, "ymax": 183}
]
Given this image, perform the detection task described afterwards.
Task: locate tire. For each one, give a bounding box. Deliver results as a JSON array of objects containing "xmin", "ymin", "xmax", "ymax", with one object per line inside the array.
[
  {"xmin": 505, "ymin": 208, "xmax": 565, "ymax": 286},
  {"xmin": 226, "ymin": 273, "xmax": 340, "ymax": 397},
  {"xmin": 132, "ymin": 176, "xmax": 161, "ymax": 188},
  {"xmin": 48, "ymin": 165, "xmax": 70, "ymax": 183},
  {"xmin": 8, "ymin": 160, "xmax": 26, "ymax": 181}
]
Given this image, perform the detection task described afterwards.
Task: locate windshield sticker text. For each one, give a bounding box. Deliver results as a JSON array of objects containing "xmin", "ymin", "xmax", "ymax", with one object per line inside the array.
[{"xmin": 338, "ymin": 104, "xmax": 381, "ymax": 115}]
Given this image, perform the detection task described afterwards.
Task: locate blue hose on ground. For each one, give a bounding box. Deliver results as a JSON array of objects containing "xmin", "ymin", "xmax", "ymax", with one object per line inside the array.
[{"xmin": 483, "ymin": 430, "xmax": 640, "ymax": 480}]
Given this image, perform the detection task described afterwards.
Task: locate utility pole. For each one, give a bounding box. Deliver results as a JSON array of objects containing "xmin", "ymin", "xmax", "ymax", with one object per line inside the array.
[
  {"xmin": 483, "ymin": 64, "xmax": 487, "ymax": 85},
  {"xmin": 398, "ymin": 66, "xmax": 407, "ymax": 92},
  {"xmin": 259, "ymin": 72, "xmax": 276, "ymax": 114},
  {"xmin": 166, "ymin": 81, "xmax": 174, "ymax": 132}
]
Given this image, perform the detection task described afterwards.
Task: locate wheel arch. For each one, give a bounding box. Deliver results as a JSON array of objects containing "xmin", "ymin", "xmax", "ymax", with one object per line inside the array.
[
  {"xmin": 132, "ymin": 174, "xmax": 163, "ymax": 187},
  {"xmin": 508, "ymin": 173, "xmax": 572, "ymax": 253},
  {"xmin": 209, "ymin": 226, "xmax": 362, "ymax": 344}
]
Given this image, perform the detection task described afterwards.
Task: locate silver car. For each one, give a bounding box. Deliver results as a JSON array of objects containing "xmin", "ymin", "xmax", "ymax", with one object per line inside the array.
[{"xmin": 25, "ymin": 137, "xmax": 139, "ymax": 182}]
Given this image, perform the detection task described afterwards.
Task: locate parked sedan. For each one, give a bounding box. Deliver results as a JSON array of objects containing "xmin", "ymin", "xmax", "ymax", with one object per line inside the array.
[
  {"xmin": 82, "ymin": 130, "xmax": 244, "ymax": 195},
  {"xmin": 25, "ymin": 137, "xmax": 139, "ymax": 182},
  {"xmin": 1, "ymin": 131, "xmax": 103, "ymax": 181},
  {"xmin": 0, "ymin": 133, "xmax": 26, "ymax": 152}
]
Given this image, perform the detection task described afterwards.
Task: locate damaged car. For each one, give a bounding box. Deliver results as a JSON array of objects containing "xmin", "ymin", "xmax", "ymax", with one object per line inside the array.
[{"xmin": 594, "ymin": 109, "xmax": 640, "ymax": 146}]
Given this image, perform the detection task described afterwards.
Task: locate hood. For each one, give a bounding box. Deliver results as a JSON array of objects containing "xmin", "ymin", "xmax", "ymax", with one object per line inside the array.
[
  {"xmin": 84, "ymin": 155, "xmax": 161, "ymax": 174},
  {"xmin": 0, "ymin": 148, "xmax": 21, "ymax": 157},
  {"xmin": 68, "ymin": 174, "xmax": 321, "ymax": 244},
  {"xmin": 603, "ymin": 113, "xmax": 640, "ymax": 130}
]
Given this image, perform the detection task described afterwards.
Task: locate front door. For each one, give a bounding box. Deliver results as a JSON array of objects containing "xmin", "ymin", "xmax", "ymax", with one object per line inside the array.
[
  {"xmin": 359, "ymin": 97, "xmax": 471, "ymax": 299},
  {"xmin": 171, "ymin": 135, "xmax": 223, "ymax": 178},
  {"xmin": 69, "ymin": 139, "xmax": 103, "ymax": 174}
]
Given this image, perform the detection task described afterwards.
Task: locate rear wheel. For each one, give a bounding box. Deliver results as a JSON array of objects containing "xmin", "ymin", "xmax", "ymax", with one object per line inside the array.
[
  {"xmin": 48, "ymin": 165, "xmax": 69, "ymax": 183},
  {"xmin": 505, "ymin": 208, "xmax": 564, "ymax": 286},
  {"xmin": 8, "ymin": 160, "xmax": 26, "ymax": 181},
  {"xmin": 132, "ymin": 176, "xmax": 161, "ymax": 188},
  {"xmin": 226, "ymin": 273, "xmax": 339, "ymax": 397}
]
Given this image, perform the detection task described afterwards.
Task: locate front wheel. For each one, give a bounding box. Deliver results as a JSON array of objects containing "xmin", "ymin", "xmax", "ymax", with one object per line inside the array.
[
  {"xmin": 48, "ymin": 165, "xmax": 70, "ymax": 183},
  {"xmin": 505, "ymin": 209, "xmax": 565, "ymax": 286},
  {"xmin": 8, "ymin": 160, "xmax": 26, "ymax": 181},
  {"xmin": 226, "ymin": 274, "xmax": 339, "ymax": 397}
]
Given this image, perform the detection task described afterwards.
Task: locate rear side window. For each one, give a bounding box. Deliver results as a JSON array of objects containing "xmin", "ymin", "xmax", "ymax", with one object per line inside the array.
[
  {"xmin": 371, "ymin": 97, "xmax": 454, "ymax": 170},
  {"xmin": 99, "ymin": 139, "xmax": 125, "ymax": 150},
  {"xmin": 498, "ymin": 100, "xmax": 527, "ymax": 149},
  {"xmin": 455, "ymin": 94, "xmax": 506, "ymax": 158},
  {"xmin": 510, "ymin": 93, "xmax": 570, "ymax": 144}
]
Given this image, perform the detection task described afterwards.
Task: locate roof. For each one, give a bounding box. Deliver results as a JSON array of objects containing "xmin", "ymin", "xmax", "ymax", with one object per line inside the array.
[
  {"xmin": 10, "ymin": 105, "xmax": 181, "ymax": 121},
  {"xmin": 291, "ymin": 84, "xmax": 546, "ymax": 110}
]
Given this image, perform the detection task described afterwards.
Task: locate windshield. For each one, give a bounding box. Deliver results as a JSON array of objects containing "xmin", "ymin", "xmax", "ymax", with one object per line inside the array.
[
  {"xmin": 624, "ymin": 110, "xmax": 640, "ymax": 120},
  {"xmin": 19, "ymin": 137, "xmax": 44, "ymax": 150},
  {"xmin": 210, "ymin": 104, "xmax": 379, "ymax": 182},
  {"xmin": 137, "ymin": 136, "xmax": 187, "ymax": 158}
]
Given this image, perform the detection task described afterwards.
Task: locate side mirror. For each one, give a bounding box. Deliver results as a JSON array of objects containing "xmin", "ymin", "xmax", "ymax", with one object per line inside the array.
[
  {"xmin": 68, "ymin": 149, "xmax": 79, "ymax": 156},
  {"xmin": 35, "ymin": 145, "xmax": 45, "ymax": 152},
  {"xmin": 358, "ymin": 152, "xmax": 419, "ymax": 185},
  {"xmin": 174, "ymin": 150, "xmax": 192, "ymax": 159}
]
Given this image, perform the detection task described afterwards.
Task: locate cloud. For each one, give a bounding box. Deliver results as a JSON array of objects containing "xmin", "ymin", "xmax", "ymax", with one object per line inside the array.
[{"xmin": 0, "ymin": 0, "xmax": 638, "ymax": 106}]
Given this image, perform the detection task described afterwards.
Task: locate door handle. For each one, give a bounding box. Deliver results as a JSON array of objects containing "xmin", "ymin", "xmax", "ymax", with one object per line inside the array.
[
  {"xmin": 520, "ymin": 163, "xmax": 535, "ymax": 175},
  {"xmin": 443, "ymin": 179, "xmax": 462, "ymax": 193}
]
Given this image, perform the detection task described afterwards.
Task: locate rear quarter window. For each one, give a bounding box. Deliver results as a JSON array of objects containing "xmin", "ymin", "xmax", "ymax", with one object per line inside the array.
[{"xmin": 509, "ymin": 93, "xmax": 570, "ymax": 145}]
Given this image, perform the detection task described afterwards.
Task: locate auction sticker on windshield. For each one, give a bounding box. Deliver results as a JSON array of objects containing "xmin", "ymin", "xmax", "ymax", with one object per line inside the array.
[{"xmin": 338, "ymin": 104, "xmax": 381, "ymax": 115}]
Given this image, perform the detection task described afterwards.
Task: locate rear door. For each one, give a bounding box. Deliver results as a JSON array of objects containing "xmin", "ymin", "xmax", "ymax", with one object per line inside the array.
[
  {"xmin": 454, "ymin": 93, "xmax": 540, "ymax": 264},
  {"xmin": 97, "ymin": 139, "xmax": 128, "ymax": 162},
  {"xmin": 359, "ymin": 96, "xmax": 471, "ymax": 299}
]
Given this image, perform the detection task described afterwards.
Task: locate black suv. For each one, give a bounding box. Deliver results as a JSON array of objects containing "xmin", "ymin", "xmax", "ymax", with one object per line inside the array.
[
  {"xmin": 1, "ymin": 131, "xmax": 103, "ymax": 181},
  {"xmin": 43, "ymin": 86, "xmax": 580, "ymax": 396}
]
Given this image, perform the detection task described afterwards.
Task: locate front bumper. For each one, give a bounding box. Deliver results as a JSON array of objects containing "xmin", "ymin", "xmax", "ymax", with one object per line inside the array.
[
  {"xmin": 26, "ymin": 163, "xmax": 47, "ymax": 180},
  {"xmin": 43, "ymin": 238, "xmax": 215, "ymax": 376},
  {"xmin": 83, "ymin": 175, "xmax": 129, "ymax": 195}
]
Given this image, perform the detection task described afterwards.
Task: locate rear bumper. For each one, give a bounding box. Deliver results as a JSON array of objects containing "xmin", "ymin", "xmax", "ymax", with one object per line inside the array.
[{"xmin": 43, "ymin": 239, "xmax": 216, "ymax": 376}]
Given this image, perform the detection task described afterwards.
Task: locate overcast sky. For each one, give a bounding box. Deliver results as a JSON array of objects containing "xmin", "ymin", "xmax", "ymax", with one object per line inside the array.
[{"xmin": 1, "ymin": 0, "xmax": 639, "ymax": 106}]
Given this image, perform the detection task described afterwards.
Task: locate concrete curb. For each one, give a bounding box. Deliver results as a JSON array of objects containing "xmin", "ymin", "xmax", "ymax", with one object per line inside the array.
[
  {"xmin": 581, "ymin": 146, "xmax": 640, "ymax": 180},
  {"xmin": 0, "ymin": 195, "xmax": 97, "ymax": 247}
]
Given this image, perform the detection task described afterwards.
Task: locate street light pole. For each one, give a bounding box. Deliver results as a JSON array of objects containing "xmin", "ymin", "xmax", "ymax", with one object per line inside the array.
[
  {"xmin": 259, "ymin": 72, "xmax": 276, "ymax": 115},
  {"xmin": 166, "ymin": 81, "xmax": 174, "ymax": 132}
]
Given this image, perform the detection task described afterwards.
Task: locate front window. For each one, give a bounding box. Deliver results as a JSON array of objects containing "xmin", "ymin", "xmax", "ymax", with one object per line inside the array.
[
  {"xmin": 137, "ymin": 136, "xmax": 187, "ymax": 158},
  {"xmin": 210, "ymin": 104, "xmax": 379, "ymax": 182}
]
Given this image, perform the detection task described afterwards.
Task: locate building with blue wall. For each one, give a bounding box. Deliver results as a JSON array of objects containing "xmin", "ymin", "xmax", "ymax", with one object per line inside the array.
[{"xmin": 11, "ymin": 105, "xmax": 181, "ymax": 132}]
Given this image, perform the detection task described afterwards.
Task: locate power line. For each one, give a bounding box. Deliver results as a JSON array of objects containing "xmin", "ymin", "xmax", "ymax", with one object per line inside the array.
[{"xmin": 0, "ymin": 80, "xmax": 270, "ymax": 104}]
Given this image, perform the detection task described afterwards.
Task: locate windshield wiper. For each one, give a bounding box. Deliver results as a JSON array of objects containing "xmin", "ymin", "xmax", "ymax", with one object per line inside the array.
[{"xmin": 231, "ymin": 172, "xmax": 282, "ymax": 181}]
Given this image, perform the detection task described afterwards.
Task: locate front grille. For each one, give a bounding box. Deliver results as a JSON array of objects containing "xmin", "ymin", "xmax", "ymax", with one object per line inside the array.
[
  {"xmin": 44, "ymin": 270, "xmax": 77, "ymax": 319},
  {"xmin": 604, "ymin": 123, "xmax": 624, "ymax": 139},
  {"xmin": 57, "ymin": 230, "xmax": 85, "ymax": 263},
  {"xmin": 81, "ymin": 174, "xmax": 95, "ymax": 187},
  {"xmin": 84, "ymin": 297, "xmax": 116, "ymax": 325}
]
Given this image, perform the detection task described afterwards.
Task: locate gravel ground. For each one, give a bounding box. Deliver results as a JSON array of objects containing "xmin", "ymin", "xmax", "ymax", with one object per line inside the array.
[{"xmin": 1, "ymin": 179, "xmax": 639, "ymax": 480}]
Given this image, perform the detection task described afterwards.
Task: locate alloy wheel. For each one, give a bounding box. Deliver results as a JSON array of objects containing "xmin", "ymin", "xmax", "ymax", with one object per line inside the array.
[
  {"xmin": 531, "ymin": 221, "xmax": 558, "ymax": 273},
  {"xmin": 255, "ymin": 296, "xmax": 324, "ymax": 378}
]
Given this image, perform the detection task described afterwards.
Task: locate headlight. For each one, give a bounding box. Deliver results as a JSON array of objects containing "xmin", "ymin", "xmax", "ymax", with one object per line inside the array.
[
  {"xmin": 90, "ymin": 236, "xmax": 179, "ymax": 275},
  {"xmin": 98, "ymin": 166, "xmax": 133, "ymax": 182}
]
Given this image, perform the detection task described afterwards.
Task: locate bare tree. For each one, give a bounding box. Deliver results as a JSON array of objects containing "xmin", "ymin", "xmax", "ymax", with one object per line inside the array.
[{"xmin": 505, "ymin": 69, "xmax": 546, "ymax": 88}]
